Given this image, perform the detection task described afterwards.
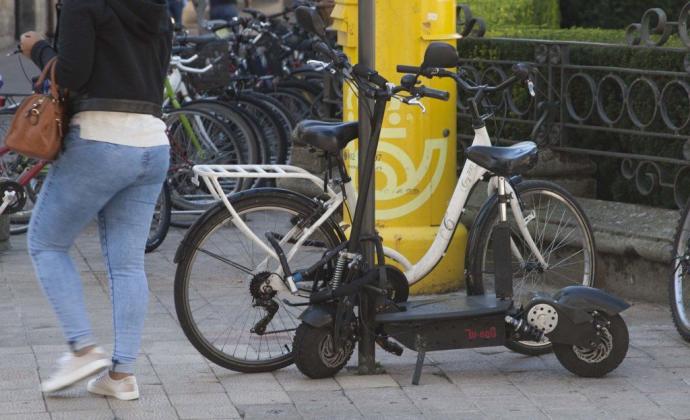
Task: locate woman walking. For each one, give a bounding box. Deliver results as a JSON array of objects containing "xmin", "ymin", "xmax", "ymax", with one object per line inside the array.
[{"xmin": 20, "ymin": 0, "xmax": 172, "ymax": 400}]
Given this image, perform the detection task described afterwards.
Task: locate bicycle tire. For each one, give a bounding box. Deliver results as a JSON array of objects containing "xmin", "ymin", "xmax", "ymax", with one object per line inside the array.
[
  {"xmin": 670, "ymin": 199, "xmax": 690, "ymax": 341},
  {"xmin": 467, "ymin": 180, "xmax": 596, "ymax": 355},
  {"xmin": 175, "ymin": 188, "xmax": 344, "ymax": 373},
  {"xmin": 224, "ymin": 95, "xmax": 291, "ymax": 164},
  {"xmin": 165, "ymin": 107, "xmax": 252, "ymax": 211},
  {"xmin": 145, "ymin": 182, "xmax": 171, "ymax": 253},
  {"xmin": 263, "ymin": 88, "xmax": 312, "ymax": 122}
]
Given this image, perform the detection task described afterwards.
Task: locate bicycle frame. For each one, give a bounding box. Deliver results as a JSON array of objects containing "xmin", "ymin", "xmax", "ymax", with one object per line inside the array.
[
  {"xmin": 0, "ymin": 146, "xmax": 48, "ymax": 216},
  {"xmin": 193, "ymin": 124, "xmax": 549, "ymax": 289}
]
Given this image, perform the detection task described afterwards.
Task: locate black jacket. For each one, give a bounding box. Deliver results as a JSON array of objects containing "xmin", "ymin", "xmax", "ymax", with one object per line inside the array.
[{"xmin": 31, "ymin": 0, "xmax": 173, "ymax": 117}]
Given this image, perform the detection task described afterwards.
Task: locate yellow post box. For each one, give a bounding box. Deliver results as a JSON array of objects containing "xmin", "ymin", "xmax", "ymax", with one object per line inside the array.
[{"xmin": 331, "ymin": 0, "xmax": 466, "ymax": 294}]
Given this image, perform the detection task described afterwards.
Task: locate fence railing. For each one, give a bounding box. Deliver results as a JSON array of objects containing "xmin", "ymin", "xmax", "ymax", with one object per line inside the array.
[{"xmin": 457, "ymin": 2, "xmax": 690, "ymax": 208}]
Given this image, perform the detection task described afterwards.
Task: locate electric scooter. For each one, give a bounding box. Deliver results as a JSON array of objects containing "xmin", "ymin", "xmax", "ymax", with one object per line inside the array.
[{"xmin": 276, "ymin": 7, "xmax": 630, "ymax": 384}]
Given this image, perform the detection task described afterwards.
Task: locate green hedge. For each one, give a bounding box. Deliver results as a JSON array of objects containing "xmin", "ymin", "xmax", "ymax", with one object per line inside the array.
[
  {"xmin": 460, "ymin": 0, "xmax": 560, "ymax": 29},
  {"xmin": 456, "ymin": 37, "xmax": 688, "ymax": 207},
  {"xmin": 560, "ymin": 0, "xmax": 685, "ymax": 30}
]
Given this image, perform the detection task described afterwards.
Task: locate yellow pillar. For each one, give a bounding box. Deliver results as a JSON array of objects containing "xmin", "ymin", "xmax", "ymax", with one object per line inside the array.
[{"xmin": 332, "ymin": 0, "xmax": 467, "ymax": 294}]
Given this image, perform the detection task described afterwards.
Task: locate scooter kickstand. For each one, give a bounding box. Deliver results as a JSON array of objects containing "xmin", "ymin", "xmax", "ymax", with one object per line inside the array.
[{"xmin": 412, "ymin": 349, "xmax": 426, "ymax": 385}]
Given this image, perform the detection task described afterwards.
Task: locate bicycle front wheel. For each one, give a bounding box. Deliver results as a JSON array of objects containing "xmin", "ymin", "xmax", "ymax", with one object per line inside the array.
[
  {"xmin": 467, "ymin": 180, "xmax": 596, "ymax": 355},
  {"xmin": 174, "ymin": 189, "xmax": 344, "ymax": 373},
  {"xmin": 670, "ymin": 200, "xmax": 690, "ymax": 341}
]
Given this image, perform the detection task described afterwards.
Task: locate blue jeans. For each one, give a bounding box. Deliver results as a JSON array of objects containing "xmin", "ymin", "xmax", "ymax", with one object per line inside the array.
[{"xmin": 28, "ymin": 129, "xmax": 169, "ymax": 374}]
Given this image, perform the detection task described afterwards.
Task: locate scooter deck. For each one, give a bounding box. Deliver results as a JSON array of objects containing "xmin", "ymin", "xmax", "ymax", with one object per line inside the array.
[
  {"xmin": 376, "ymin": 294, "xmax": 511, "ymax": 324},
  {"xmin": 376, "ymin": 294, "xmax": 512, "ymax": 385}
]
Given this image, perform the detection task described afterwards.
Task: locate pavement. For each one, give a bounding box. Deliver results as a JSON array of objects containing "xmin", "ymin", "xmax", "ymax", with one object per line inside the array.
[{"xmin": 0, "ymin": 224, "xmax": 690, "ymax": 420}]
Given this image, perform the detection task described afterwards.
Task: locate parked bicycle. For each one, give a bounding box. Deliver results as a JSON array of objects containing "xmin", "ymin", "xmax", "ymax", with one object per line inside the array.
[{"xmin": 172, "ymin": 9, "xmax": 618, "ymax": 377}]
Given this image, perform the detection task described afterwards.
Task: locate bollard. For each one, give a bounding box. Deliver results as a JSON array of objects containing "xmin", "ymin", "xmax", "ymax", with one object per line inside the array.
[{"xmin": 332, "ymin": 0, "xmax": 465, "ymax": 294}]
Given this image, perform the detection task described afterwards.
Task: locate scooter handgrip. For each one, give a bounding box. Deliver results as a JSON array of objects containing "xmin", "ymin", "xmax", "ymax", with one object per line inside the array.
[
  {"xmin": 397, "ymin": 65, "xmax": 421, "ymax": 74},
  {"xmin": 418, "ymin": 86, "xmax": 450, "ymax": 101}
]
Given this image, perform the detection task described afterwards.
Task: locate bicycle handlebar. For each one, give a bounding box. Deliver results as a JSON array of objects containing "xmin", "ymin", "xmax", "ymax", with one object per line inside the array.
[
  {"xmin": 396, "ymin": 63, "xmax": 531, "ymax": 95},
  {"xmin": 174, "ymin": 33, "xmax": 219, "ymax": 46}
]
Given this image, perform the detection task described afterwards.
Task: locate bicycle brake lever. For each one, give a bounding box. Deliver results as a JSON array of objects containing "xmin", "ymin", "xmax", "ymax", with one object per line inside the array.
[{"xmin": 407, "ymin": 97, "xmax": 426, "ymax": 113}]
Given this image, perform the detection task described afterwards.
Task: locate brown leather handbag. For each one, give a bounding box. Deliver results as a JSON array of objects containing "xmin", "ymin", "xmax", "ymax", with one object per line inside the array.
[{"xmin": 4, "ymin": 57, "xmax": 67, "ymax": 161}]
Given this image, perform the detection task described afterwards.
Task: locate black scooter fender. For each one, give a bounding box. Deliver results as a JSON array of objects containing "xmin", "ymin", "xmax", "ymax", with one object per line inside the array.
[
  {"xmin": 298, "ymin": 304, "xmax": 335, "ymax": 328},
  {"xmin": 553, "ymin": 286, "xmax": 630, "ymax": 322},
  {"xmin": 538, "ymin": 286, "xmax": 630, "ymax": 348}
]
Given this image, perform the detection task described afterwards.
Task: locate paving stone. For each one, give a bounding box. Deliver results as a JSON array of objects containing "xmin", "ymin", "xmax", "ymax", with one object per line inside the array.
[
  {"xmin": 113, "ymin": 406, "xmax": 180, "ymax": 420},
  {"xmin": 0, "ymin": 368, "xmax": 40, "ymax": 390},
  {"xmin": 335, "ymin": 373, "xmax": 398, "ymax": 389},
  {"xmin": 49, "ymin": 409, "xmax": 116, "ymax": 420},
  {"xmin": 274, "ymin": 368, "xmax": 341, "ymax": 392},
  {"xmin": 289, "ymin": 390, "xmax": 361, "ymax": 418},
  {"xmin": 227, "ymin": 389, "xmax": 292, "ymax": 406},
  {"xmin": 601, "ymin": 403, "xmax": 674, "ymax": 420},
  {"xmin": 44, "ymin": 387, "xmax": 110, "ymax": 412},
  {"xmin": 0, "ymin": 400, "xmax": 45, "ymax": 415},
  {"xmin": 0, "ymin": 414, "xmax": 51, "ymax": 420},
  {"xmin": 346, "ymin": 387, "xmax": 420, "ymax": 417},
  {"xmin": 401, "ymin": 383, "xmax": 476, "ymax": 414},
  {"xmin": 479, "ymin": 407, "xmax": 550, "ymax": 419},
  {"xmin": 107, "ymin": 385, "xmax": 171, "ymax": 410},
  {"xmin": 0, "ymin": 388, "xmax": 43, "ymax": 403},
  {"xmin": 175, "ymin": 404, "xmax": 241, "ymax": 419},
  {"xmin": 542, "ymin": 408, "xmax": 611, "ymax": 419},
  {"xmin": 237, "ymin": 403, "xmax": 302, "ymax": 419}
]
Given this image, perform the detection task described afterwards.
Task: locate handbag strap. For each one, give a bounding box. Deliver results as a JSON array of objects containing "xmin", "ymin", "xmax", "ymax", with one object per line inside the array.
[{"xmin": 35, "ymin": 57, "xmax": 60, "ymax": 99}]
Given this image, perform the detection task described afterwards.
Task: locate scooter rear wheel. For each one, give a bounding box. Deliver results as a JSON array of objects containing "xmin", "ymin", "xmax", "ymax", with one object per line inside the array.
[{"xmin": 553, "ymin": 314, "xmax": 628, "ymax": 378}]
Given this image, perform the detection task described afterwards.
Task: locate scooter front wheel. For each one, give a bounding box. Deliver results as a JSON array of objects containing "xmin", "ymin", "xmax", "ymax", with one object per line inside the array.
[
  {"xmin": 293, "ymin": 323, "xmax": 354, "ymax": 379},
  {"xmin": 553, "ymin": 314, "xmax": 629, "ymax": 377}
]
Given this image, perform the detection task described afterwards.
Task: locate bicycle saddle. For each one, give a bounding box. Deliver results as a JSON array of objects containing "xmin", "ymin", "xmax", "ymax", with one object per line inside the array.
[
  {"xmin": 465, "ymin": 141, "xmax": 538, "ymax": 176},
  {"xmin": 294, "ymin": 120, "xmax": 359, "ymax": 155}
]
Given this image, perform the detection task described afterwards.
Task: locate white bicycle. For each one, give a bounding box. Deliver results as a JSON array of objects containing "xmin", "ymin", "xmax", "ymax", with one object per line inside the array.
[{"xmin": 173, "ymin": 45, "xmax": 596, "ymax": 373}]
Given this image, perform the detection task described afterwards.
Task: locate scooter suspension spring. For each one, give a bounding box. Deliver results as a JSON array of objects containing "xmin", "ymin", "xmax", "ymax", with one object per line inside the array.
[
  {"xmin": 330, "ymin": 253, "xmax": 347, "ymax": 290},
  {"xmin": 505, "ymin": 315, "xmax": 545, "ymax": 342}
]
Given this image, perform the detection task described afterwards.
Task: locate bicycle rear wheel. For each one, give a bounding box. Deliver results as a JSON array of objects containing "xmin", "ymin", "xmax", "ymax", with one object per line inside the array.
[
  {"xmin": 467, "ymin": 180, "xmax": 596, "ymax": 355},
  {"xmin": 174, "ymin": 189, "xmax": 343, "ymax": 372}
]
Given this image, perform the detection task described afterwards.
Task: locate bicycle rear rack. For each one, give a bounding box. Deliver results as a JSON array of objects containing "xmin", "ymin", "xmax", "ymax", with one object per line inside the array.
[{"xmin": 193, "ymin": 164, "xmax": 338, "ymax": 200}]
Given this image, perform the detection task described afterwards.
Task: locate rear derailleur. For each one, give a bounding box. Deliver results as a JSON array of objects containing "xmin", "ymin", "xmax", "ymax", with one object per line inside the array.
[{"xmin": 250, "ymin": 272, "xmax": 279, "ymax": 335}]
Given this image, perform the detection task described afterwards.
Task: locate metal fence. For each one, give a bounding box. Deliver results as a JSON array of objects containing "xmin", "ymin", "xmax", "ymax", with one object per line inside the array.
[{"xmin": 456, "ymin": 3, "xmax": 690, "ymax": 208}]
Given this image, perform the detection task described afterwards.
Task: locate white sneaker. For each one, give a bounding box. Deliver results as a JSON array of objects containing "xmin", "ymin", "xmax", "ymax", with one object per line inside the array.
[
  {"xmin": 87, "ymin": 372, "xmax": 140, "ymax": 401},
  {"xmin": 41, "ymin": 346, "xmax": 111, "ymax": 393}
]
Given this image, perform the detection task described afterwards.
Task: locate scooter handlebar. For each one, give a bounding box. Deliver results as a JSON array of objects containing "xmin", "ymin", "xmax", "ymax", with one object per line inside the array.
[
  {"xmin": 415, "ymin": 86, "xmax": 449, "ymax": 101},
  {"xmin": 396, "ymin": 65, "xmax": 421, "ymax": 74}
]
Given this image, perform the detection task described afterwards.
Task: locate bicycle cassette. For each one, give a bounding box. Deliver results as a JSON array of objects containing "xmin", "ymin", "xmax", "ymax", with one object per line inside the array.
[{"xmin": 0, "ymin": 180, "xmax": 27, "ymax": 215}]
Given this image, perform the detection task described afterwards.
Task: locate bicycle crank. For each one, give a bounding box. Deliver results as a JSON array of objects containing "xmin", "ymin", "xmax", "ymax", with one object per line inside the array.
[{"xmin": 0, "ymin": 180, "xmax": 26, "ymax": 215}]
